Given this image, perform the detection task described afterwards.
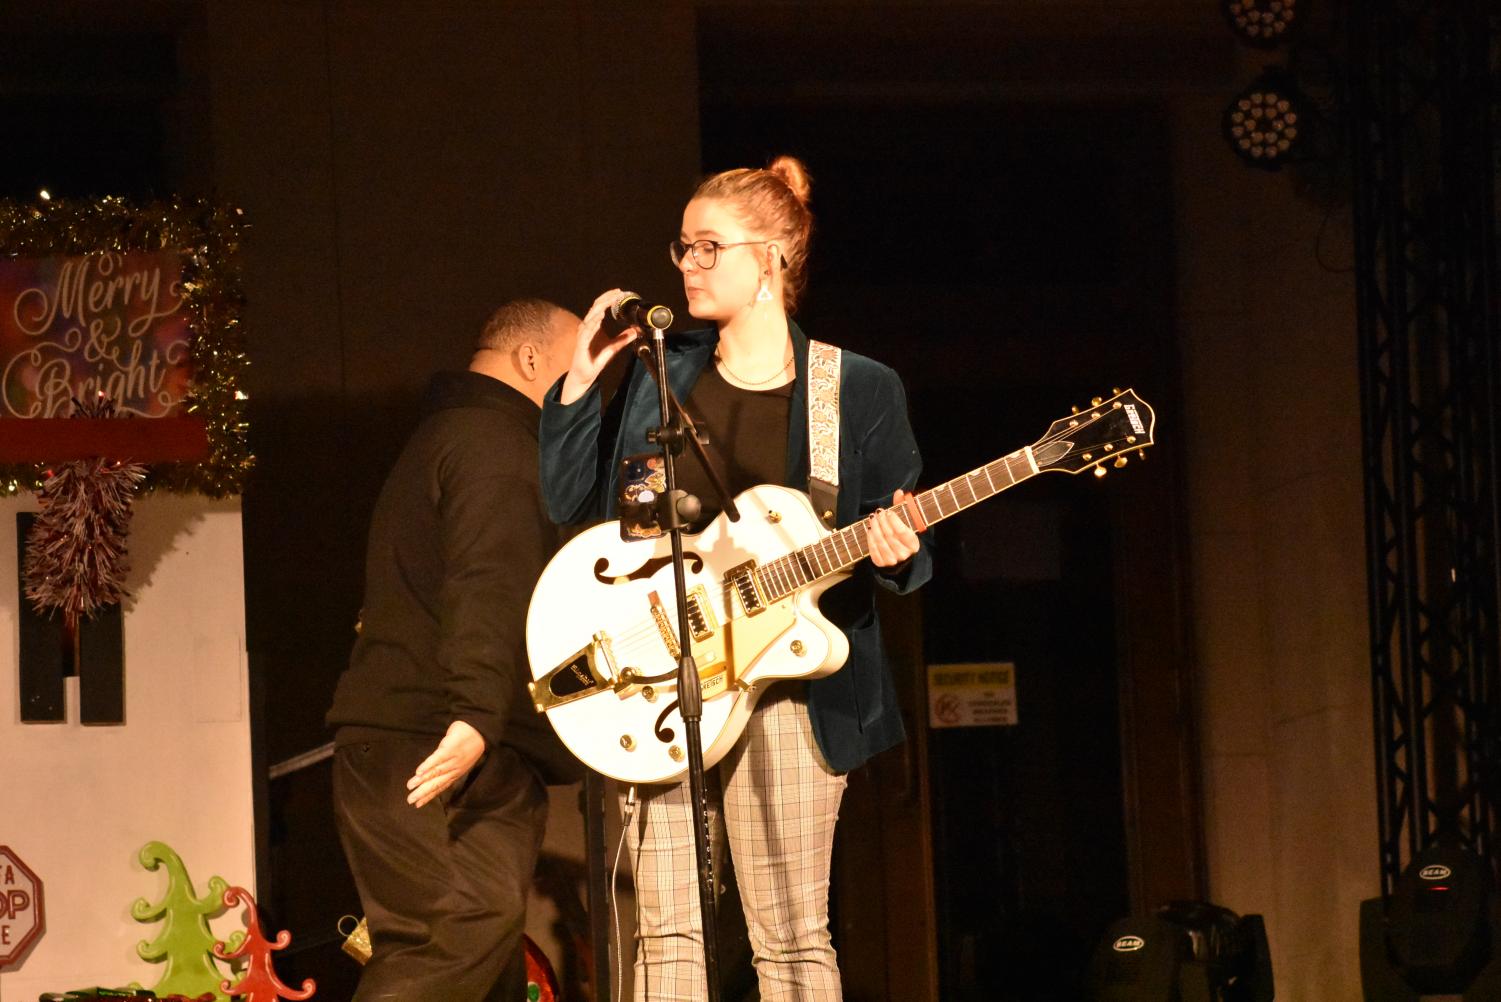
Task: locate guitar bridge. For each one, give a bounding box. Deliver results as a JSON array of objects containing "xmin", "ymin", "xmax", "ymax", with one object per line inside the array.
[
  {"xmin": 726, "ymin": 560, "xmax": 766, "ymax": 616},
  {"xmin": 530, "ymin": 632, "xmax": 619, "ymax": 713},
  {"xmin": 647, "ymin": 586, "xmax": 719, "ymax": 661}
]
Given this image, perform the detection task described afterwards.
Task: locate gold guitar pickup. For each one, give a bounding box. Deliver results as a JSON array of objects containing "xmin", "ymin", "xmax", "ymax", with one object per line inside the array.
[
  {"xmin": 726, "ymin": 560, "xmax": 766, "ymax": 616},
  {"xmin": 530, "ymin": 632, "xmax": 619, "ymax": 713}
]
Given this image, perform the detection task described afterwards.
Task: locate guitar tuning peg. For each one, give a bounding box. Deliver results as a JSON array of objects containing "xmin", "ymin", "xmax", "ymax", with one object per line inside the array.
[
  {"xmin": 1090, "ymin": 396, "xmax": 1103, "ymax": 406},
  {"xmin": 1114, "ymin": 456, "xmax": 1128, "ymax": 468},
  {"xmin": 1093, "ymin": 465, "xmax": 1107, "ymax": 478},
  {"xmin": 1111, "ymin": 387, "xmax": 1121, "ymax": 395},
  {"xmin": 1071, "ymin": 405, "xmax": 1080, "ymax": 414}
]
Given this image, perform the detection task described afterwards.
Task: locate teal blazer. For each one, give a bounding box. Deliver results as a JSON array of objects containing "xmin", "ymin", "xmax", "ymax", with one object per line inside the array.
[{"xmin": 539, "ymin": 321, "xmax": 932, "ymax": 773}]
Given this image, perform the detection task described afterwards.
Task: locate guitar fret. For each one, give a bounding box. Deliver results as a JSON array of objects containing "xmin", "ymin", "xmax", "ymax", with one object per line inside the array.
[
  {"xmin": 766, "ymin": 559, "xmax": 783, "ymax": 597},
  {"xmin": 781, "ymin": 556, "xmax": 797, "ymax": 591},
  {"xmin": 958, "ymin": 473, "xmax": 977, "ymax": 508},
  {"xmin": 982, "ymin": 463, "xmax": 998, "ymax": 494},
  {"xmin": 919, "ymin": 494, "xmax": 941, "ymax": 524},
  {"xmin": 833, "ymin": 527, "xmax": 852, "ymax": 565},
  {"xmin": 806, "ymin": 542, "xmax": 824, "ymax": 577}
]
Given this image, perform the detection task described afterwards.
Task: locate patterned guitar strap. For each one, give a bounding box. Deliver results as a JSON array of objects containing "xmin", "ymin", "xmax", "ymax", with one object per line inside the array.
[{"xmin": 806, "ymin": 340, "xmax": 842, "ymax": 530}]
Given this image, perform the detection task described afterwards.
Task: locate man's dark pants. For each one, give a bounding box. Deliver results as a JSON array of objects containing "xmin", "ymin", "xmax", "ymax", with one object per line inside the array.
[{"xmin": 333, "ymin": 735, "xmax": 547, "ymax": 1002}]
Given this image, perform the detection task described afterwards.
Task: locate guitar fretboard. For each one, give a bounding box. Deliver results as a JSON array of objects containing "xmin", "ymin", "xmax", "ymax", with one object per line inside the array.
[{"xmin": 754, "ymin": 448, "xmax": 1038, "ymax": 601}]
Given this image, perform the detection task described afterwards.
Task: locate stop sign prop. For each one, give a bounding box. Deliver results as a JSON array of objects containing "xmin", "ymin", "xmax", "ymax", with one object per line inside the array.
[{"xmin": 0, "ymin": 845, "xmax": 45, "ymax": 967}]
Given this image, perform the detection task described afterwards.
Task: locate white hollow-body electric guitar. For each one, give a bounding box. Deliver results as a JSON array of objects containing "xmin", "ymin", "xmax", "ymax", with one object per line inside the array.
[{"xmin": 527, "ymin": 389, "xmax": 1156, "ymax": 784}]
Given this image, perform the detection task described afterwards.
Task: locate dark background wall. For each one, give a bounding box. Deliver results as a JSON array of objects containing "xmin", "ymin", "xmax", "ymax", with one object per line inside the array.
[{"xmin": 3, "ymin": 2, "xmax": 1377, "ymax": 998}]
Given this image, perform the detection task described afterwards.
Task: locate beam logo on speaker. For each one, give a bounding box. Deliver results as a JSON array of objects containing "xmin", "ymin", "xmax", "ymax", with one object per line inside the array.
[
  {"xmin": 1419, "ymin": 864, "xmax": 1452, "ymax": 880},
  {"xmin": 1112, "ymin": 935, "xmax": 1145, "ymax": 952}
]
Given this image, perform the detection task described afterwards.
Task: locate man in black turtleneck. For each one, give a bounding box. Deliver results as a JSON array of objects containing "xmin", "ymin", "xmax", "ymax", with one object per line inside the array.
[{"xmin": 327, "ymin": 298, "xmax": 580, "ymax": 1002}]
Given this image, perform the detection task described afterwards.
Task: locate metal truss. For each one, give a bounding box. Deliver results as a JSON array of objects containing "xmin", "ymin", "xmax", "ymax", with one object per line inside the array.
[{"xmin": 1349, "ymin": 0, "xmax": 1501, "ymax": 894}]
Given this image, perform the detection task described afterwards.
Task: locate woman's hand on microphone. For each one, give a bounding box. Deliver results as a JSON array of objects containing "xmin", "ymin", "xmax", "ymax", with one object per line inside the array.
[{"xmin": 560, "ymin": 288, "xmax": 641, "ymax": 405}]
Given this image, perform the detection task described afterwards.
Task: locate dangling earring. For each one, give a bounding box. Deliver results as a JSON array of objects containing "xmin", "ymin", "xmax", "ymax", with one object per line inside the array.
[{"xmin": 756, "ymin": 276, "xmax": 773, "ymax": 302}]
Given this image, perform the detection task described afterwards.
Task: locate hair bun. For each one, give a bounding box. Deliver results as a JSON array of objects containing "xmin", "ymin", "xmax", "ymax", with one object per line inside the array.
[{"xmin": 767, "ymin": 155, "xmax": 812, "ymax": 207}]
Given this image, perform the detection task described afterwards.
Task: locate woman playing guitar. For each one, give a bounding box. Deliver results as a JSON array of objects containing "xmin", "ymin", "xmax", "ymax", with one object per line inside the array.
[{"xmin": 539, "ymin": 156, "xmax": 930, "ymax": 1001}]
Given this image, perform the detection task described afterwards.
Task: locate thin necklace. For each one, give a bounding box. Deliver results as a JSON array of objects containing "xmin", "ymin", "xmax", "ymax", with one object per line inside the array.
[{"xmin": 714, "ymin": 349, "xmax": 793, "ymax": 386}]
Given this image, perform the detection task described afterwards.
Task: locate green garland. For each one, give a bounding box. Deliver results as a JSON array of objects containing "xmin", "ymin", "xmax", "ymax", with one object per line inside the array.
[{"xmin": 0, "ymin": 195, "xmax": 253, "ymax": 497}]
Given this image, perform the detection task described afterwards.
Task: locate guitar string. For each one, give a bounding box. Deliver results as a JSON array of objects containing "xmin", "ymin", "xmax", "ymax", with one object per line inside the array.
[
  {"xmin": 586, "ymin": 414, "xmax": 1137, "ymax": 668},
  {"xmin": 752, "ymin": 422, "xmax": 1133, "ymax": 595}
]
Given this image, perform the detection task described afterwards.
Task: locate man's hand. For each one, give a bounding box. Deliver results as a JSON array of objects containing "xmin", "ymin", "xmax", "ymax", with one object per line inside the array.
[{"xmin": 406, "ymin": 720, "xmax": 486, "ymax": 808}]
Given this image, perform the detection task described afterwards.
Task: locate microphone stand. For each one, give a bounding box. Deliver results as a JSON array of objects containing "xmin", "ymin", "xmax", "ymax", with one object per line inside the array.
[{"xmin": 635, "ymin": 325, "xmax": 731, "ymax": 1002}]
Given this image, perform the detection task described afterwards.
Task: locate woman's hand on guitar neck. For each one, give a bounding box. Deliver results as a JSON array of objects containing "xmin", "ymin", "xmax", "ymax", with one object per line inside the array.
[
  {"xmin": 867, "ymin": 489, "xmax": 921, "ymax": 568},
  {"xmin": 559, "ymin": 288, "xmax": 642, "ymax": 405}
]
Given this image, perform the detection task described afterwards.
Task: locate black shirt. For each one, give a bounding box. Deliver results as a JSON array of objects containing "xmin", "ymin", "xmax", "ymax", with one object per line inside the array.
[
  {"xmin": 326, "ymin": 371, "xmax": 577, "ymax": 783},
  {"xmin": 673, "ymin": 363, "xmax": 793, "ymax": 525}
]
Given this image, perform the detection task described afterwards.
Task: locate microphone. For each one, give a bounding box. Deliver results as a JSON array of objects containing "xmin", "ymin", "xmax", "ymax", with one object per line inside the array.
[{"xmin": 609, "ymin": 291, "xmax": 674, "ymax": 332}]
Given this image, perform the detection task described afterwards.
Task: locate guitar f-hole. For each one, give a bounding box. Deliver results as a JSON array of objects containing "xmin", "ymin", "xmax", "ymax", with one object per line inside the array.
[
  {"xmin": 593, "ymin": 552, "xmax": 704, "ymax": 585},
  {"xmin": 654, "ymin": 700, "xmax": 679, "ymax": 744}
]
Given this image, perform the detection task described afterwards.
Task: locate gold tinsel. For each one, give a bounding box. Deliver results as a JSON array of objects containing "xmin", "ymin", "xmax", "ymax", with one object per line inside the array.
[{"xmin": 0, "ymin": 194, "xmax": 254, "ymax": 498}]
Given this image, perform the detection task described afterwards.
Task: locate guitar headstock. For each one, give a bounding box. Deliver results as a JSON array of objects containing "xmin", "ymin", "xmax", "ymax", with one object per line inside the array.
[{"xmin": 1032, "ymin": 389, "xmax": 1156, "ymax": 477}]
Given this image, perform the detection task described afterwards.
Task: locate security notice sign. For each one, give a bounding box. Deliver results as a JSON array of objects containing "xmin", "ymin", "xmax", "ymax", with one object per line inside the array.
[
  {"xmin": 0, "ymin": 844, "xmax": 45, "ymax": 968},
  {"xmin": 928, "ymin": 662, "xmax": 1018, "ymax": 728}
]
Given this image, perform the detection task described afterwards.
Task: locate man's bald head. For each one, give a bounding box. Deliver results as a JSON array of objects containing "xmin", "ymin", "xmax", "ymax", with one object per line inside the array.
[{"xmin": 471, "ymin": 298, "xmax": 578, "ymax": 406}]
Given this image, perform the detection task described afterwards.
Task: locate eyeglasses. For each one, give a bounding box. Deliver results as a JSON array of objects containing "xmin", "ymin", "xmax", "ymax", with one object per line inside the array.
[{"xmin": 668, "ymin": 238, "xmax": 772, "ymax": 270}]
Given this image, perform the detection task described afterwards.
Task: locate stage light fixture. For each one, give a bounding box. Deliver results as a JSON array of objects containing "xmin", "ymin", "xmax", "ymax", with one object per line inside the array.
[
  {"xmin": 1360, "ymin": 844, "xmax": 1501, "ymax": 1000},
  {"xmin": 1223, "ymin": 71, "xmax": 1307, "ymax": 169},
  {"xmin": 1222, "ymin": 0, "xmax": 1302, "ymax": 47},
  {"xmin": 1086, "ymin": 902, "xmax": 1273, "ymax": 1001}
]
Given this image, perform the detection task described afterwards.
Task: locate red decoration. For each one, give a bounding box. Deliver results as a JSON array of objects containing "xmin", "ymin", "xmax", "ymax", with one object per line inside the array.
[
  {"xmin": 0, "ymin": 416, "xmax": 209, "ymax": 463},
  {"xmin": 212, "ymin": 887, "xmax": 314, "ymax": 1002},
  {"xmin": 0, "ymin": 844, "xmax": 45, "ymax": 968},
  {"xmin": 22, "ymin": 396, "xmax": 147, "ymax": 630},
  {"xmin": 525, "ymin": 935, "xmax": 560, "ymax": 1002}
]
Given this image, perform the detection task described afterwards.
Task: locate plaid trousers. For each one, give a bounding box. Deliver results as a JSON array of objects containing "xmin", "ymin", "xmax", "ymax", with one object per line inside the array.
[{"xmin": 625, "ymin": 689, "xmax": 848, "ymax": 1001}]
